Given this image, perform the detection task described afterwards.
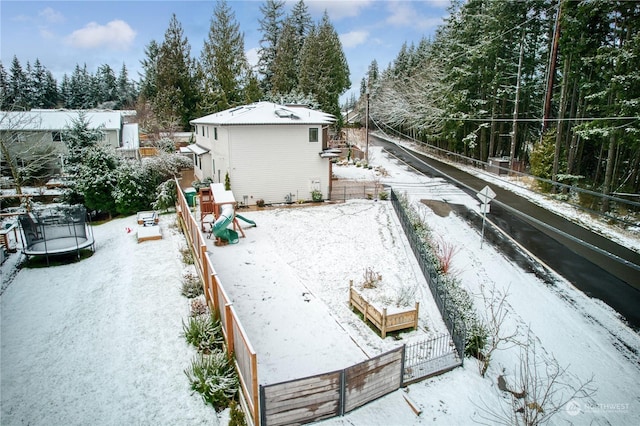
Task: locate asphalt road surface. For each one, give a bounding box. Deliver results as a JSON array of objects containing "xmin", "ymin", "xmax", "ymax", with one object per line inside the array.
[{"xmin": 372, "ymin": 135, "xmax": 640, "ymax": 330}]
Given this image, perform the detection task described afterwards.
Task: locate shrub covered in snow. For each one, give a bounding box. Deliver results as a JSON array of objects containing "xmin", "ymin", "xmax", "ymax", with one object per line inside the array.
[{"xmin": 184, "ymin": 351, "xmax": 238, "ymax": 411}]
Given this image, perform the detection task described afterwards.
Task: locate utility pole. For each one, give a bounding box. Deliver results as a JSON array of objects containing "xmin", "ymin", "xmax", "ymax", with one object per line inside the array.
[
  {"xmin": 510, "ymin": 31, "xmax": 525, "ymax": 171},
  {"xmin": 542, "ymin": 0, "xmax": 563, "ymax": 135},
  {"xmin": 365, "ymin": 90, "xmax": 370, "ymax": 163}
]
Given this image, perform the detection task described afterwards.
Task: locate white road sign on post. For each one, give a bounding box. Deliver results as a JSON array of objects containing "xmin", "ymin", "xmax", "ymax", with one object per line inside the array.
[{"xmin": 476, "ymin": 185, "xmax": 496, "ymax": 248}]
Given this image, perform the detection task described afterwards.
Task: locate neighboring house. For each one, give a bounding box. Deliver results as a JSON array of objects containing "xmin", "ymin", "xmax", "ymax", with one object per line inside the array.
[
  {"xmin": 0, "ymin": 108, "xmax": 138, "ymax": 174},
  {"xmin": 188, "ymin": 102, "xmax": 336, "ymax": 205}
]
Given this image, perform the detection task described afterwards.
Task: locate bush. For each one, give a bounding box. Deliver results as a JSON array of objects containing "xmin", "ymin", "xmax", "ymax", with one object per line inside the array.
[
  {"xmin": 190, "ymin": 298, "xmax": 209, "ymax": 317},
  {"xmin": 182, "ymin": 272, "xmax": 204, "ymax": 298},
  {"xmin": 183, "ymin": 314, "xmax": 224, "ymax": 354},
  {"xmin": 379, "ymin": 191, "xmax": 389, "ymax": 201},
  {"xmin": 185, "ymin": 351, "xmax": 239, "ymax": 411},
  {"xmin": 153, "ymin": 179, "xmax": 178, "ymax": 212},
  {"xmin": 256, "ymin": 199, "xmax": 265, "ymax": 207},
  {"xmin": 180, "ymin": 247, "xmax": 194, "ymax": 265},
  {"xmin": 228, "ymin": 399, "xmax": 247, "ymax": 426},
  {"xmin": 311, "ymin": 189, "xmax": 323, "ymax": 202},
  {"xmin": 465, "ymin": 323, "xmax": 488, "ymax": 358}
]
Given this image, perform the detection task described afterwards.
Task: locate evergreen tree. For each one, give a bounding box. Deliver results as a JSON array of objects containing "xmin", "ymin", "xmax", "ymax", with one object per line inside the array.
[
  {"xmin": 0, "ymin": 63, "xmax": 9, "ymax": 109},
  {"xmin": 96, "ymin": 64, "xmax": 117, "ymax": 107},
  {"xmin": 9, "ymin": 56, "xmax": 29, "ymax": 109},
  {"xmin": 68, "ymin": 64, "xmax": 95, "ymax": 109},
  {"xmin": 61, "ymin": 112, "xmax": 106, "ymax": 205},
  {"xmin": 299, "ymin": 12, "xmax": 350, "ymax": 123},
  {"xmin": 257, "ymin": 0, "xmax": 286, "ymax": 93},
  {"xmin": 200, "ymin": 0, "xmax": 249, "ymax": 112},
  {"xmin": 139, "ymin": 40, "xmax": 160, "ymax": 102},
  {"xmin": 155, "ymin": 14, "xmax": 199, "ymax": 130},
  {"xmin": 116, "ymin": 63, "xmax": 137, "ymax": 108},
  {"xmin": 77, "ymin": 145, "xmax": 119, "ymax": 216},
  {"xmin": 244, "ymin": 70, "xmax": 263, "ymax": 104},
  {"xmin": 59, "ymin": 74, "xmax": 72, "ymax": 108},
  {"xmin": 271, "ymin": 18, "xmax": 299, "ymax": 95}
]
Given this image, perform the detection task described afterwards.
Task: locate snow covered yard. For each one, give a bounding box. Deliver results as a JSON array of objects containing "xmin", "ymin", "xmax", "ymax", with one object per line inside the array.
[
  {"xmin": 1, "ymin": 143, "xmax": 639, "ymax": 425},
  {"xmin": 1, "ymin": 216, "xmax": 217, "ymax": 425}
]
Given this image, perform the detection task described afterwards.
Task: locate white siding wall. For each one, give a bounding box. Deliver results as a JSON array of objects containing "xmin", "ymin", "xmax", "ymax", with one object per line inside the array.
[
  {"xmin": 226, "ymin": 125, "xmax": 329, "ymax": 205},
  {"xmin": 193, "ymin": 125, "xmax": 214, "ymax": 181}
]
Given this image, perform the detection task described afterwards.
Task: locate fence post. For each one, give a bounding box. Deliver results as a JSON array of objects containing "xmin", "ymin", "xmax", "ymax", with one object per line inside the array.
[
  {"xmin": 259, "ymin": 385, "xmax": 266, "ymax": 426},
  {"xmin": 253, "ymin": 353, "xmax": 260, "ymax": 426},
  {"xmin": 400, "ymin": 344, "xmax": 407, "ymax": 387},
  {"xmin": 339, "ymin": 369, "xmax": 346, "ymax": 416},
  {"xmin": 382, "ymin": 307, "xmax": 387, "ymax": 339},
  {"xmin": 225, "ymin": 303, "xmax": 234, "ymax": 356}
]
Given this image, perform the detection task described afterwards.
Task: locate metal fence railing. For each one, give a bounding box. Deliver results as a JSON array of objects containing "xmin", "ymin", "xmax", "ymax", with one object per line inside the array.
[{"xmin": 390, "ymin": 189, "xmax": 466, "ymax": 361}]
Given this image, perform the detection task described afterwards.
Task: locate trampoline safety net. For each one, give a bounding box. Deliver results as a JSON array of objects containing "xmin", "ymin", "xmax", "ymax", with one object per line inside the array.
[{"xmin": 18, "ymin": 205, "xmax": 94, "ymax": 256}]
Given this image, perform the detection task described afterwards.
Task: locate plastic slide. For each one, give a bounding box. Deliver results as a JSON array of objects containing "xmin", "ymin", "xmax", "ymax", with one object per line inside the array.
[
  {"xmin": 235, "ymin": 214, "xmax": 257, "ymax": 227},
  {"xmin": 213, "ymin": 204, "xmax": 239, "ymax": 244}
]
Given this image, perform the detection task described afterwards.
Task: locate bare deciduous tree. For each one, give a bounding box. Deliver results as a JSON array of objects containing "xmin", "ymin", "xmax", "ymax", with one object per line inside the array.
[
  {"xmin": 1, "ymin": 111, "xmax": 62, "ymax": 195},
  {"xmin": 474, "ymin": 331, "xmax": 596, "ymax": 425},
  {"xmin": 475, "ymin": 284, "xmax": 520, "ymax": 377}
]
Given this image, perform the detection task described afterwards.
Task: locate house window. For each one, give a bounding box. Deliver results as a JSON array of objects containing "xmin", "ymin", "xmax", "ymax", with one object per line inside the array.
[
  {"xmin": 52, "ymin": 131, "xmax": 62, "ymax": 142},
  {"xmin": 309, "ymin": 128, "xmax": 319, "ymax": 142},
  {"xmin": 202, "ymin": 126, "xmax": 205, "ymax": 137},
  {"xmin": 214, "ymin": 127, "xmax": 218, "ymax": 140}
]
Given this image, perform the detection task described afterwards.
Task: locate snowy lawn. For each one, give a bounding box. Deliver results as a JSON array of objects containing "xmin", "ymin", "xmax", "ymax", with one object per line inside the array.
[
  {"xmin": 1, "ymin": 143, "xmax": 639, "ymax": 425},
  {"xmin": 1, "ymin": 216, "xmax": 217, "ymax": 425}
]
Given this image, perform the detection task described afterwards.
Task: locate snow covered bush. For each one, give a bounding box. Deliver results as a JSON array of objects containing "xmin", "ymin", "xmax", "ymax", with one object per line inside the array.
[
  {"xmin": 190, "ymin": 298, "xmax": 209, "ymax": 317},
  {"xmin": 181, "ymin": 272, "xmax": 204, "ymax": 298},
  {"xmin": 184, "ymin": 351, "xmax": 239, "ymax": 411},
  {"xmin": 152, "ymin": 179, "xmax": 177, "ymax": 212},
  {"xmin": 113, "ymin": 159, "xmax": 155, "ymax": 215},
  {"xmin": 228, "ymin": 399, "xmax": 246, "ymax": 426},
  {"xmin": 76, "ymin": 145, "xmax": 119, "ymax": 216},
  {"xmin": 182, "ymin": 314, "xmax": 224, "ymax": 354}
]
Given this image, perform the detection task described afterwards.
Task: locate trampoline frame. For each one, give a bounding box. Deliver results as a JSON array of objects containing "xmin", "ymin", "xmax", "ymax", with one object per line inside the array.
[{"xmin": 18, "ymin": 205, "xmax": 96, "ymax": 264}]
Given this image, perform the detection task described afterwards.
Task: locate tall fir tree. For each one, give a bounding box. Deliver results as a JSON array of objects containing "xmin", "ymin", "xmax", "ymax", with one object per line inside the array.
[
  {"xmin": 0, "ymin": 63, "xmax": 9, "ymax": 109},
  {"xmin": 200, "ymin": 0, "xmax": 249, "ymax": 112},
  {"xmin": 271, "ymin": 18, "xmax": 300, "ymax": 95},
  {"xmin": 155, "ymin": 14, "xmax": 199, "ymax": 130},
  {"xmin": 139, "ymin": 40, "xmax": 160, "ymax": 102},
  {"xmin": 9, "ymin": 56, "xmax": 29, "ymax": 109},
  {"xmin": 299, "ymin": 12, "xmax": 350, "ymax": 123},
  {"xmin": 257, "ymin": 0, "xmax": 286, "ymax": 94}
]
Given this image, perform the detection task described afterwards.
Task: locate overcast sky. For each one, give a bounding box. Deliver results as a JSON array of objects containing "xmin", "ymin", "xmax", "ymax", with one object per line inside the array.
[{"xmin": 1, "ymin": 0, "xmax": 450, "ymax": 102}]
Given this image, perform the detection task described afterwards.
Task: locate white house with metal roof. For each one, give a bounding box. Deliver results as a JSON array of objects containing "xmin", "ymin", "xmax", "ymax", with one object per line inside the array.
[{"xmin": 188, "ymin": 101, "xmax": 336, "ymax": 205}]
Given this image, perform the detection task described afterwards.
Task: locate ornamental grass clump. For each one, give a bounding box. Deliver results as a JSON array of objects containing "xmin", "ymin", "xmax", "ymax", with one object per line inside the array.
[
  {"xmin": 181, "ymin": 272, "xmax": 204, "ymax": 298},
  {"xmin": 183, "ymin": 314, "xmax": 224, "ymax": 354},
  {"xmin": 185, "ymin": 351, "xmax": 239, "ymax": 411}
]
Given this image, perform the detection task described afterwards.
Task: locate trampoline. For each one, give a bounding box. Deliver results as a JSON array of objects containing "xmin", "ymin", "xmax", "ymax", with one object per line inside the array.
[{"xmin": 18, "ymin": 205, "xmax": 95, "ymax": 263}]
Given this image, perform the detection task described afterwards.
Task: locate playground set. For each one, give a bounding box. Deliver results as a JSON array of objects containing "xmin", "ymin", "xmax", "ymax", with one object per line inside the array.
[{"xmin": 199, "ymin": 183, "xmax": 256, "ymax": 245}]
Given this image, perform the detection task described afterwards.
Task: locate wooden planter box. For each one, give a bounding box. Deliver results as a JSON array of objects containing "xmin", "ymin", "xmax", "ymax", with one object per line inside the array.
[{"xmin": 349, "ymin": 281, "xmax": 419, "ymax": 338}]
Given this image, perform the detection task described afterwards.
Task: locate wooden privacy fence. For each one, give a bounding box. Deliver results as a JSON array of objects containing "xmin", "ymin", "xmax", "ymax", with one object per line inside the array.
[
  {"xmin": 349, "ymin": 281, "xmax": 419, "ymax": 338},
  {"xmin": 260, "ymin": 347, "xmax": 404, "ymax": 426},
  {"xmin": 175, "ymin": 181, "xmax": 259, "ymax": 425}
]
